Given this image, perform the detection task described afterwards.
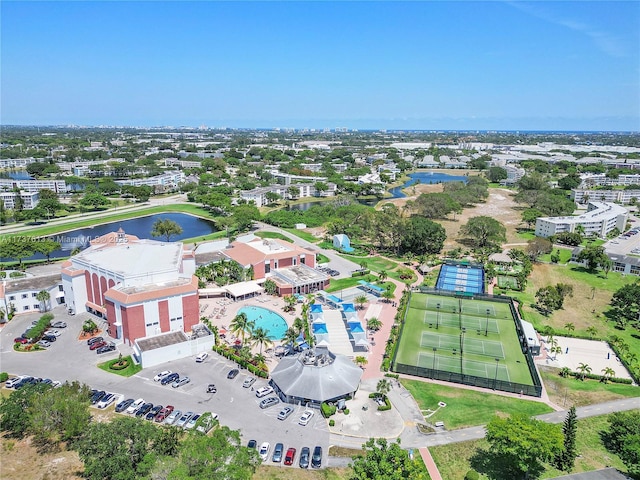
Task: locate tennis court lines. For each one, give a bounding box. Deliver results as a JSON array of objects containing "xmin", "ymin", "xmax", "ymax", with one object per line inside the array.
[
  {"xmin": 421, "ymin": 310, "xmax": 500, "ymax": 334},
  {"xmin": 420, "ymin": 331, "xmax": 505, "ymax": 359},
  {"xmin": 416, "ymin": 350, "xmax": 511, "ymax": 382}
]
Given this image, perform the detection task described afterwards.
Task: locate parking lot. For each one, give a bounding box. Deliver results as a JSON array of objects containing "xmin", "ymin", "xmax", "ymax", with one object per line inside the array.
[{"xmin": 0, "ymin": 306, "xmax": 331, "ymax": 469}]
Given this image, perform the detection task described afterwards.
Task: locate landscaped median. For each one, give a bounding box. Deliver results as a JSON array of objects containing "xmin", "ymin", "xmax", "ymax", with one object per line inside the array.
[{"xmin": 98, "ymin": 355, "xmax": 142, "ymax": 377}]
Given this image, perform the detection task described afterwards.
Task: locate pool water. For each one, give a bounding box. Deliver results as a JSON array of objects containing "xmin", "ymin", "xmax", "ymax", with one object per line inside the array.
[{"xmin": 238, "ymin": 306, "xmax": 289, "ymax": 340}]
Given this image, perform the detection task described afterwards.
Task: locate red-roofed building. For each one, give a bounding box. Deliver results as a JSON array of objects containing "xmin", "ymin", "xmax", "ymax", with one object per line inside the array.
[{"xmin": 62, "ymin": 229, "xmax": 198, "ymax": 345}]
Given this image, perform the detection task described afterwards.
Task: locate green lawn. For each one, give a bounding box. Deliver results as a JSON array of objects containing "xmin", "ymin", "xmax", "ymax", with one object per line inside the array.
[
  {"xmin": 316, "ymin": 253, "xmax": 330, "ymax": 264},
  {"xmin": 254, "ymin": 231, "xmax": 295, "ymax": 243},
  {"xmin": 539, "ymin": 248, "xmax": 573, "ymax": 263},
  {"xmin": 282, "ymin": 227, "xmax": 320, "ymax": 243},
  {"xmin": 98, "ymin": 356, "xmax": 142, "ymax": 377},
  {"xmin": 401, "ymin": 379, "xmax": 553, "ymax": 430},
  {"xmin": 340, "ymin": 254, "xmax": 417, "ymax": 284},
  {"xmin": 430, "ymin": 412, "xmax": 635, "ymax": 480},
  {"xmin": 326, "ymin": 277, "xmax": 396, "ymax": 295}
]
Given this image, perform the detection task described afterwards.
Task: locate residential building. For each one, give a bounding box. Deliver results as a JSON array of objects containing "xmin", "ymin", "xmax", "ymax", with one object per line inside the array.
[
  {"xmin": 0, "ymin": 274, "xmax": 64, "ymax": 319},
  {"xmin": 0, "ymin": 179, "xmax": 68, "ymax": 194},
  {"xmin": 61, "ymin": 229, "xmax": 199, "ymax": 345},
  {"xmin": 114, "ymin": 171, "xmax": 185, "ymax": 188},
  {"xmin": 0, "ymin": 190, "xmax": 39, "ymax": 209},
  {"xmin": 535, "ymin": 202, "xmax": 628, "ymax": 239},
  {"xmin": 501, "ymin": 165, "xmax": 525, "ymax": 185},
  {"xmin": 571, "ymin": 189, "xmax": 640, "ymax": 205},
  {"xmin": 579, "ymin": 174, "xmax": 640, "ymax": 188},
  {"xmin": 0, "ymin": 157, "xmax": 37, "ymax": 168}
]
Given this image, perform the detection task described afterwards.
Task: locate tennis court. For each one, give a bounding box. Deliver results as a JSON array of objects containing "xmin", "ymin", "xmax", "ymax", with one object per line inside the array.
[
  {"xmin": 394, "ymin": 291, "xmax": 539, "ymax": 394},
  {"xmin": 435, "ymin": 263, "xmax": 485, "ymax": 294}
]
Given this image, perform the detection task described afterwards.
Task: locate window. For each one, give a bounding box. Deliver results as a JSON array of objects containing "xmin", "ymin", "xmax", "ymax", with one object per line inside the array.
[
  {"xmin": 32, "ymin": 292, "xmax": 38, "ymax": 297},
  {"xmin": 22, "ymin": 294, "xmax": 28, "ymax": 299},
  {"xmin": 58, "ymin": 285, "xmax": 64, "ymax": 291},
  {"xmin": 8, "ymin": 296, "xmax": 14, "ymax": 301},
  {"xmin": 23, "ymin": 306, "xmax": 29, "ymax": 311},
  {"xmin": 34, "ymin": 304, "xmax": 40, "ymax": 310}
]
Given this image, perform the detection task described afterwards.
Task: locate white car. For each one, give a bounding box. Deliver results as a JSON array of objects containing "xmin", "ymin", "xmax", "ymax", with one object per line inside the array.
[
  {"xmin": 195, "ymin": 352, "xmax": 208, "ymax": 363},
  {"xmin": 153, "ymin": 370, "xmax": 172, "ymax": 382},
  {"xmin": 36, "ymin": 340, "xmax": 51, "ymax": 348},
  {"xmin": 125, "ymin": 398, "xmax": 145, "ymax": 414},
  {"xmin": 259, "ymin": 442, "xmax": 270, "ymax": 461},
  {"xmin": 255, "ymin": 386, "xmax": 273, "ymax": 398},
  {"xmin": 97, "ymin": 393, "xmax": 117, "ymax": 409},
  {"xmin": 51, "ymin": 321, "xmax": 67, "ymax": 328},
  {"xmin": 5, "ymin": 376, "xmax": 27, "ymax": 388},
  {"xmin": 242, "ymin": 376, "xmax": 256, "ymax": 388},
  {"xmin": 44, "ymin": 330, "xmax": 61, "ymax": 337},
  {"xmin": 299, "ymin": 409, "xmax": 315, "ymax": 426}
]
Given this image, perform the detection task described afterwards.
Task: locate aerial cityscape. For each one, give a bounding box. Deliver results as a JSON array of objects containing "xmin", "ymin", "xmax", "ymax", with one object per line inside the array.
[{"xmin": 0, "ymin": 2, "xmax": 639, "ymax": 480}]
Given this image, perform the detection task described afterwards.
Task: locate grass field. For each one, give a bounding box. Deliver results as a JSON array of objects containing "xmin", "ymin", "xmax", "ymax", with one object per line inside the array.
[
  {"xmin": 396, "ymin": 293, "xmax": 534, "ymax": 386},
  {"xmin": 496, "ymin": 275, "xmax": 519, "ymax": 289},
  {"xmin": 430, "ymin": 412, "xmax": 635, "ymax": 480},
  {"xmin": 401, "ymin": 379, "xmax": 553, "ymax": 429}
]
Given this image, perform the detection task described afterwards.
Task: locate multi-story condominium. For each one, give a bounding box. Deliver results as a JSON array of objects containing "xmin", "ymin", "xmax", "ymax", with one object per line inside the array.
[
  {"xmin": 164, "ymin": 158, "xmax": 202, "ymax": 168},
  {"xmin": 571, "ymin": 189, "xmax": 640, "ymax": 205},
  {"xmin": 115, "ymin": 171, "xmax": 185, "ymax": 188},
  {"xmin": 0, "ymin": 157, "xmax": 37, "ymax": 168},
  {"xmin": 57, "ymin": 160, "xmax": 109, "ymax": 172},
  {"xmin": 239, "ymin": 183, "xmax": 337, "ymax": 207},
  {"xmin": 0, "ymin": 191, "xmax": 39, "ymax": 209},
  {"xmin": 579, "ymin": 174, "xmax": 640, "ymax": 188},
  {"xmin": 61, "ymin": 229, "xmax": 198, "ymax": 345},
  {"xmin": 535, "ymin": 202, "xmax": 628, "ymax": 239},
  {"xmin": 500, "ymin": 165, "xmax": 526, "ymax": 185},
  {"xmin": 0, "ymin": 179, "xmax": 68, "ymax": 194}
]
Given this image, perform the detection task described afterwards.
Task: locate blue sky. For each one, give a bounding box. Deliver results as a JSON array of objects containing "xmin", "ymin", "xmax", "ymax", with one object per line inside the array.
[{"xmin": 2, "ymin": 1, "xmax": 639, "ymax": 131}]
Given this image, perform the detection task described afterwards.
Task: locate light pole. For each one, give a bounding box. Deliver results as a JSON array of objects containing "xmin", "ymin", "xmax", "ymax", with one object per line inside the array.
[
  {"xmin": 485, "ymin": 308, "xmax": 490, "ymax": 337},
  {"xmin": 460, "ymin": 327, "xmax": 466, "ymax": 378},
  {"xmin": 494, "ymin": 358, "xmax": 500, "ymax": 389},
  {"xmin": 436, "ymin": 303, "xmax": 441, "ymax": 330},
  {"xmin": 432, "ymin": 347, "xmax": 437, "ymax": 377}
]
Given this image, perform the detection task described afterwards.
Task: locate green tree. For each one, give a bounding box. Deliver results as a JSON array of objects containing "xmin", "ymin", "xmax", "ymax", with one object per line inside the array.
[
  {"xmin": 35, "ymin": 290, "xmax": 51, "ymax": 311},
  {"xmin": 603, "ymin": 411, "xmax": 640, "ymax": 478},
  {"xmin": 350, "ymin": 438, "xmax": 425, "ymax": 480},
  {"xmin": 564, "ymin": 322, "xmax": 575, "ymax": 334},
  {"xmin": 554, "ymin": 406, "xmax": 578, "ymax": 472},
  {"xmin": 400, "ymin": 216, "xmax": 446, "ymax": 256},
  {"xmin": 355, "ymin": 294, "xmax": 368, "ymax": 310},
  {"xmin": 576, "ymin": 245, "xmax": 609, "ymax": 272},
  {"xmin": 167, "ymin": 426, "xmax": 259, "ymax": 479},
  {"xmin": 526, "ymin": 237, "xmax": 552, "ymax": 261},
  {"xmin": 79, "ymin": 191, "xmax": 111, "ymax": 210},
  {"xmin": 367, "ymin": 317, "xmax": 382, "ymax": 331},
  {"xmin": 0, "ymin": 235, "xmax": 36, "ymax": 267},
  {"xmin": 250, "ymin": 327, "xmax": 273, "ymax": 355},
  {"xmin": 355, "ymin": 355, "xmax": 368, "ymax": 368},
  {"xmin": 610, "ymin": 281, "xmax": 640, "ymax": 329},
  {"xmin": 600, "ymin": 366, "xmax": 616, "ymax": 383},
  {"xmin": 281, "ymin": 327, "xmax": 299, "ymax": 346},
  {"xmin": 262, "ymin": 278, "xmax": 277, "ymax": 295},
  {"xmin": 521, "ymin": 208, "xmax": 544, "ymax": 229},
  {"xmin": 151, "ymin": 218, "xmax": 183, "ymax": 242},
  {"xmin": 230, "ymin": 312, "xmax": 254, "ymax": 344},
  {"xmin": 264, "ymin": 191, "xmax": 281, "ymax": 205},
  {"xmin": 376, "ymin": 378, "xmax": 391, "ymax": 398},
  {"xmin": 33, "ymin": 238, "xmax": 61, "ymax": 263},
  {"xmin": 485, "ymin": 414, "xmax": 563, "ymax": 479},
  {"xmin": 576, "ymin": 362, "xmax": 592, "ymax": 380},
  {"xmin": 487, "ymin": 166, "xmax": 508, "ymax": 183},
  {"xmin": 0, "ymin": 382, "xmax": 49, "ymax": 437},
  {"xmin": 557, "ymin": 173, "xmax": 582, "ymax": 190},
  {"xmin": 459, "ymin": 216, "xmax": 506, "ymax": 248},
  {"xmin": 231, "ymin": 204, "xmax": 260, "ymax": 232}
]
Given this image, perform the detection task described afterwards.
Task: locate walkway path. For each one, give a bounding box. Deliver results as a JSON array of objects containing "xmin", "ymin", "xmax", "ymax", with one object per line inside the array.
[{"xmin": 419, "ymin": 448, "xmax": 443, "ymax": 480}]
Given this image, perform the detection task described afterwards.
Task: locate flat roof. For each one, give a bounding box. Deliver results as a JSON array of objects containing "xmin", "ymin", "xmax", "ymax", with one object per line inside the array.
[
  {"xmin": 273, "ymin": 264, "xmax": 328, "ymax": 287},
  {"xmin": 5, "ymin": 273, "xmax": 61, "ymax": 293},
  {"xmin": 135, "ymin": 331, "xmax": 188, "ymax": 352}
]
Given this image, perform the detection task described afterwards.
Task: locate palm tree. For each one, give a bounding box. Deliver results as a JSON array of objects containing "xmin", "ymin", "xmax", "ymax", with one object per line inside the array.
[
  {"xmin": 376, "ymin": 379, "xmax": 391, "ymax": 398},
  {"xmin": 564, "ymin": 323, "xmax": 575, "ymax": 334},
  {"xmin": 230, "ymin": 312, "xmax": 254, "ymax": 344},
  {"xmin": 292, "ymin": 317, "xmax": 305, "ymax": 335},
  {"xmin": 550, "ymin": 345, "xmax": 562, "ymax": 360},
  {"xmin": 576, "ymin": 362, "xmax": 592, "ymax": 381},
  {"xmin": 355, "ymin": 356, "xmax": 368, "ymax": 369},
  {"xmin": 210, "ymin": 325, "xmax": 220, "ymax": 346},
  {"xmin": 281, "ymin": 327, "xmax": 298, "ymax": 347},
  {"xmin": 378, "ymin": 270, "xmax": 388, "ymax": 282},
  {"xmin": 355, "ymin": 295, "xmax": 368, "ymax": 310},
  {"xmin": 382, "ymin": 289, "xmax": 394, "ymax": 304},
  {"xmin": 600, "ymin": 367, "xmax": 616, "ymax": 383},
  {"xmin": 253, "ymin": 353, "xmax": 266, "ymax": 366},
  {"xmin": 283, "ymin": 295, "xmax": 296, "ymax": 312},
  {"xmin": 559, "ymin": 367, "xmax": 572, "ymax": 378},
  {"xmin": 586, "ymin": 326, "xmax": 598, "ymax": 339},
  {"xmin": 36, "ymin": 290, "xmax": 51, "ymax": 312},
  {"xmin": 251, "ymin": 327, "xmax": 274, "ymax": 355},
  {"xmin": 366, "ymin": 317, "xmax": 382, "ymax": 331}
]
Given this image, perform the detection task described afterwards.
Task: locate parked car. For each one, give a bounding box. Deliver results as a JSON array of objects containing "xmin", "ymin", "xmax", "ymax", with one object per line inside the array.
[
  {"xmin": 154, "ymin": 370, "xmax": 172, "ymax": 382},
  {"xmin": 284, "ymin": 447, "xmax": 297, "ymax": 466},
  {"xmin": 172, "ymin": 376, "xmax": 191, "ymax": 388},
  {"xmin": 125, "ymin": 398, "xmax": 145, "ymax": 414},
  {"xmin": 44, "ymin": 330, "xmax": 61, "ymax": 337},
  {"xmin": 37, "ymin": 340, "xmax": 51, "ymax": 348},
  {"xmin": 115, "ymin": 398, "xmax": 135, "ymax": 413},
  {"xmin": 277, "ymin": 406, "xmax": 294, "ymax": 420},
  {"xmin": 135, "ymin": 403, "xmax": 153, "ymax": 418},
  {"xmin": 42, "ymin": 335, "xmax": 57, "ymax": 342},
  {"xmin": 155, "ymin": 405, "xmax": 174, "ymax": 423},
  {"xmin": 145, "ymin": 405, "xmax": 163, "ymax": 421},
  {"xmin": 311, "ymin": 446, "xmax": 322, "ymax": 468},
  {"xmin": 51, "ymin": 321, "xmax": 67, "ymax": 328},
  {"xmin": 242, "ymin": 376, "xmax": 256, "ymax": 388},
  {"xmin": 96, "ymin": 344, "xmax": 116, "ymax": 354},
  {"xmin": 195, "ymin": 352, "xmax": 208, "ymax": 363},
  {"xmin": 259, "ymin": 442, "xmax": 270, "ymax": 461},
  {"xmin": 87, "ymin": 336, "xmax": 103, "ymax": 346},
  {"xmin": 247, "ymin": 439, "xmax": 257, "ymax": 449},
  {"xmin": 255, "ymin": 386, "xmax": 273, "ymax": 398},
  {"xmin": 161, "ymin": 373, "xmax": 179, "ymax": 385},
  {"xmin": 227, "ymin": 369, "xmax": 239, "ymax": 379},
  {"xmin": 299, "ymin": 409, "xmax": 314, "ymax": 426},
  {"xmin": 51, "ymin": 380, "xmax": 62, "ymax": 388},
  {"xmin": 176, "ymin": 411, "xmax": 194, "ymax": 428},
  {"xmin": 14, "ymin": 337, "xmax": 29, "ymax": 344},
  {"xmin": 6, "ymin": 376, "xmax": 28, "ymax": 388},
  {"xmin": 89, "ymin": 341, "xmax": 106, "ymax": 351},
  {"xmin": 97, "ymin": 393, "xmax": 117, "ymax": 409},
  {"xmin": 259, "ymin": 397, "xmax": 279, "ymax": 409},
  {"xmin": 15, "ymin": 377, "xmax": 36, "ymax": 389},
  {"xmin": 299, "ymin": 447, "xmax": 310, "ymax": 469},
  {"xmin": 40, "ymin": 378, "xmax": 53, "ymax": 386},
  {"xmin": 185, "ymin": 414, "xmax": 201, "ymax": 430},
  {"xmin": 91, "ymin": 390, "xmax": 106, "ymax": 405},
  {"xmin": 164, "ymin": 409, "xmax": 182, "ymax": 425}
]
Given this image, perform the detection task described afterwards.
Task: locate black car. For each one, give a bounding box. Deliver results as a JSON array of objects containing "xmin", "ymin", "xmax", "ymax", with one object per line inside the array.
[
  {"xmin": 135, "ymin": 403, "xmax": 153, "ymax": 418},
  {"xmin": 96, "ymin": 344, "xmax": 116, "ymax": 354},
  {"xmin": 87, "ymin": 336, "xmax": 103, "ymax": 346},
  {"xmin": 311, "ymin": 446, "xmax": 322, "ymax": 468},
  {"xmin": 115, "ymin": 398, "xmax": 135, "ymax": 413},
  {"xmin": 247, "ymin": 439, "xmax": 257, "ymax": 449},
  {"xmin": 299, "ymin": 446, "xmax": 310, "ymax": 469},
  {"xmin": 14, "ymin": 377, "xmax": 35, "ymax": 389},
  {"xmin": 91, "ymin": 390, "xmax": 106, "ymax": 405},
  {"xmin": 227, "ymin": 369, "xmax": 239, "ymax": 379},
  {"xmin": 161, "ymin": 373, "xmax": 179, "ymax": 385},
  {"xmin": 145, "ymin": 405, "xmax": 163, "ymax": 421},
  {"xmin": 42, "ymin": 334, "xmax": 57, "ymax": 342}
]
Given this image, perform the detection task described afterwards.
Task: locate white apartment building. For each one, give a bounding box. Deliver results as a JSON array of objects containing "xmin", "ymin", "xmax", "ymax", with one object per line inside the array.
[
  {"xmin": 535, "ymin": 202, "xmax": 628, "ymax": 239},
  {"xmin": 239, "ymin": 182, "xmax": 337, "ymax": 207},
  {"xmin": 115, "ymin": 171, "xmax": 185, "ymax": 188},
  {"xmin": 571, "ymin": 189, "xmax": 640, "ymax": 205},
  {"xmin": 579, "ymin": 174, "xmax": 640, "ymax": 188},
  {"xmin": 0, "ymin": 158, "xmax": 37, "ymax": 168},
  {"xmin": 501, "ymin": 165, "xmax": 526, "ymax": 185},
  {"xmin": 0, "ymin": 191, "xmax": 39, "ymax": 209},
  {"xmin": 0, "ymin": 179, "xmax": 68, "ymax": 194}
]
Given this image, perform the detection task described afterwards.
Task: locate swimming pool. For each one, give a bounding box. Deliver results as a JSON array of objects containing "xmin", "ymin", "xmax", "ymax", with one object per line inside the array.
[{"xmin": 238, "ymin": 306, "xmax": 289, "ymax": 340}]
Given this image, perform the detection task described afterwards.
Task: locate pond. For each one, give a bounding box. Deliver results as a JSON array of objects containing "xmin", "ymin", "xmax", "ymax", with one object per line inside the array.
[
  {"xmin": 389, "ymin": 171, "xmax": 469, "ymax": 198},
  {"xmin": 4, "ymin": 212, "xmax": 217, "ymax": 262}
]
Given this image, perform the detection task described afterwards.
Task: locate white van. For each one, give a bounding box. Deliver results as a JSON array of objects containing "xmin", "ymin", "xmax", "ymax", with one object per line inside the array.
[{"xmin": 195, "ymin": 352, "xmax": 209, "ymax": 363}]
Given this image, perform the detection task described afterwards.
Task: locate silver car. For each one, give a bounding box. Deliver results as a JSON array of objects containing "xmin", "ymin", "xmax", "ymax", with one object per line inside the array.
[
  {"xmin": 164, "ymin": 409, "xmax": 182, "ymax": 425},
  {"xmin": 259, "ymin": 397, "xmax": 279, "ymax": 409},
  {"xmin": 176, "ymin": 411, "xmax": 194, "ymax": 428}
]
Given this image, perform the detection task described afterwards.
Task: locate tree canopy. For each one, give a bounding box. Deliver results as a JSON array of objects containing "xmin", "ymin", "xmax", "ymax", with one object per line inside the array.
[
  {"xmin": 350, "ymin": 438, "xmax": 427, "ymax": 480},
  {"xmin": 151, "ymin": 218, "xmax": 184, "ymax": 242},
  {"xmin": 459, "ymin": 216, "xmax": 506, "ymax": 249}
]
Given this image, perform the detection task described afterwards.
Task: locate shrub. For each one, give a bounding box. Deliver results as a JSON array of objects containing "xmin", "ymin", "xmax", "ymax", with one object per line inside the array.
[
  {"xmin": 465, "ymin": 470, "xmax": 480, "ymax": 480},
  {"xmin": 108, "ymin": 359, "xmax": 129, "ymax": 371},
  {"xmin": 329, "ymin": 419, "xmax": 335, "ymax": 427},
  {"xmin": 378, "ymin": 396, "xmax": 392, "ymax": 411},
  {"xmin": 0, "ymin": 372, "xmax": 8, "ymax": 382},
  {"xmin": 343, "ymin": 408, "xmax": 350, "ymax": 415},
  {"xmin": 321, "ymin": 402, "xmax": 337, "ymax": 418}
]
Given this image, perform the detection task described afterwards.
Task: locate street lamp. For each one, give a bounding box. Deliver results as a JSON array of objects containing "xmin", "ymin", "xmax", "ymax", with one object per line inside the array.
[
  {"xmin": 432, "ymin": 347, "xmax": 437, "ymax": 377},
  {"xmin": 460, "ymin": 327, "xmax": 466, "ymax": 378},
  {"xmin": 494, "ymin": 358, "xmax": 500, "ymax": 389},
  {"xmin": 485, "ymin": 308, "xmax": 490, "ymax": 337},
  {"xmin": 436, "ymin": 303, "xmax": 441, "ymax": 329}
]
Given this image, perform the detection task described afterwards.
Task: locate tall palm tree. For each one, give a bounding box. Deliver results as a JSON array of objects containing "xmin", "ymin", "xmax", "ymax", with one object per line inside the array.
[
  {"xmin": 576, "ymin": 362, "xmax": 592, "ymax": 381},
  {"xmin": 376, "ymin": 379, "xmax": 391, "ymax": 398},
  {"xmin": 292, "ymin": 317, "xmax": 305, "ymax": 335},
  {"xmin": 378, "ymin": 270, "xmax": 388, "ymax": 282},
  {"xmin": 600, "ymin": 367, "xmax": 616, "ymax": 383},
  {"xmin": 564, "ymin": 323, "xmax": 575, "ymax": 334},
  {"xmin": 366, "ymin": 317, "xmax": 382, "ymax": 331},
  {"xmin": 36, "ymin": 290, "xmax": 51, "ymax": 312},
  {"xmin": 251, "ymin": 327, "xmax": 274, "ymax": 355},
  {"xmin": 355, "ymin": 295, "xmax": 368, "ymax": 310},
  {"xmin": 281, "ymin": 327, "xmax": 298, "ymax": 347},
  {"xmin": 586, "ymin": 326, "xmax": 598, "ymax": 339},
  {"xmin": 355, "ymin": 356, "xmax": 368, "ymax": 369},
  {"xmin": 230, "ymin": 312, "xmax": 254, "ymax": 344}
]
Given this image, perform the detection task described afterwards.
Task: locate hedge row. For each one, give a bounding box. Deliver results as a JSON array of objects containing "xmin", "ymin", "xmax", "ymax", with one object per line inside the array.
[
  {"xmin": 566, "ymin": 371, "xmax": 633, "ymax": 385},
  {"xmin": 321, "ymin": 402, "xmax": 337, "ymax": 418},
  {"xmin": 212, "ymin": 345, "xmax": 269, "ymax": 378}
]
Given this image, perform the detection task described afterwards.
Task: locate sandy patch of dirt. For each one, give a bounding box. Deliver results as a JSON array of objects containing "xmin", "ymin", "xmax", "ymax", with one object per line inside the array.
[{"xmin": 1, "ymin": 436, "xmax": 84, "ymax": 480}]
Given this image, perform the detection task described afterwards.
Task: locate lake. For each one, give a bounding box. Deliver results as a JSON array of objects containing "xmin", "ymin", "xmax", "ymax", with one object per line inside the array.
[
  {"xmin": 4, "ymin": 212, "xmax": 217, "ymax": 262},
  {"xmin": 389, "ymin": 171, "xmax": 469, "ymax": 198}
]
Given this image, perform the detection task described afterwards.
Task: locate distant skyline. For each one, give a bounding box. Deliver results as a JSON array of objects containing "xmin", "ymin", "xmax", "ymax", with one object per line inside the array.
[{"xmin": 2, "ymin": 1, "xmax": 639, "ymax": 131}]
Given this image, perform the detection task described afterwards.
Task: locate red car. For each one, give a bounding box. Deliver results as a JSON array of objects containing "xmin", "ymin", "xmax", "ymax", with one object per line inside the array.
[
  {"xmin": 89, "ymin": 341, "xmax": 107, "ymax": 351},
  {"xmin": 284, "ymin": 447, "xmax": 296, "ymax": 466},
  {"xmin": 155, "ymin": 405, "xmax": 174, "ymax": 423},
  {"xmin": 14, "ymin": 337, "xmax": 29, "ymax": 344}
]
